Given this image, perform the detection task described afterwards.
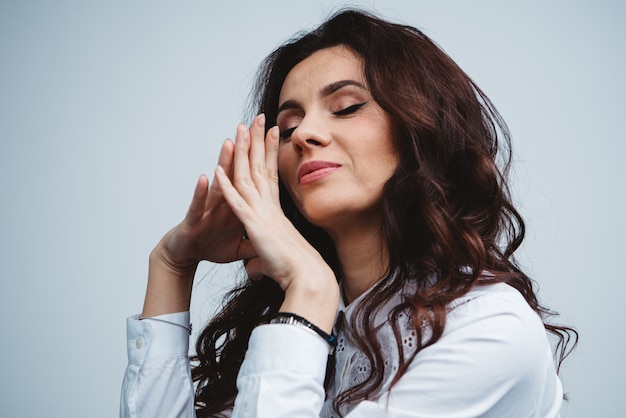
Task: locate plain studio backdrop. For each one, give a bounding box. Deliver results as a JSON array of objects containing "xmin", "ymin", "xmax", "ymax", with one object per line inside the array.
[{"xmin": 1, "ymin": 1, "xmax": 623, "ymax": 417}]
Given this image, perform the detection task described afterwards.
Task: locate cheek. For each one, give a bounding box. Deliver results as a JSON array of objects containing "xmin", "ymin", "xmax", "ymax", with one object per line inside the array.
[
  {"xmin": 276, "ymin": 146, "xmax": 289, "ymax": 174},
  {"xmin": 277, "ymin": 146, "xmax": 306, "ymax": 211},
  {"xmin": 277, "ymin": 146, "xmax": 297, "ymax": 186}
]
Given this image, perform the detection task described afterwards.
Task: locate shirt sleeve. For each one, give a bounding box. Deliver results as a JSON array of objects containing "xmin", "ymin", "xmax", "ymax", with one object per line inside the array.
[
  {"xmin": 120, "ymin": 312, "xmax": 196, "ymax": 418},
  {"xmin": 345, "ymin": 284, "xmax": 563, "ymax": 418},
  {"xmin": 232, "ymin": 324, "xmax": 330, "ymax": 418}
]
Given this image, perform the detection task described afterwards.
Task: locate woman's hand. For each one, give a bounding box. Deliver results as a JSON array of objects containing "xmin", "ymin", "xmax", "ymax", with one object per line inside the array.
[
  {"xmin": 215, "ymin": 114, "xmax": 339, "ymax": 332},
  {"xmin": 153, "ymin": 144, "xmax": 257, "ymax": 274},
  {"xmin": 143, "ymin": 114, "xmax": 339, "ymax": 330},
  {"xmin": 142, "ymin": 126, "xmax": 258, "ymax": 317}
]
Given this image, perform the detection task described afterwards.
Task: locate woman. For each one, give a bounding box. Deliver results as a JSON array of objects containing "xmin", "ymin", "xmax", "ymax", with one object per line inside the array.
[{"xmin": 121, "ymin": 9, "xmax": 576, "ymax": 418}]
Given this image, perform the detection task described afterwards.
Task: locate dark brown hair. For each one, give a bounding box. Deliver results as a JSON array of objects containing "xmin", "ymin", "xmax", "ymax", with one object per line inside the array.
[{"xmin": 192, "ymin": 9, "xmax": 577, "ymax": 416}]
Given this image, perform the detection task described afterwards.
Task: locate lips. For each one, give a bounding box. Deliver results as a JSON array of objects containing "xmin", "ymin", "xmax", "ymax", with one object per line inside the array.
[{"xmin": 297, "ymin": 160, "xmax": 342, "ymax": 185}]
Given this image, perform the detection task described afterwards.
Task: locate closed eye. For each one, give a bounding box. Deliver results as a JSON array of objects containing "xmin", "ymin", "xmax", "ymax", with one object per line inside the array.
[
  {"xmin": 279, "ymin": 101, "xmax": 368, "ymax": 140},
  {"xmin": 279, "ymin": 126, "xmax": 297, "ymax": 141},
  {"xmin": 332, "ymin": 101, "xmax": 367, "ymax": 116}
]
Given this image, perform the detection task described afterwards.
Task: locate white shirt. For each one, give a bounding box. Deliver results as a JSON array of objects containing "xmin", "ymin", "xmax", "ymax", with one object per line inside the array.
[{"xmin": 120, "ymin": 282, "xmax": 562, "ymax": 417}]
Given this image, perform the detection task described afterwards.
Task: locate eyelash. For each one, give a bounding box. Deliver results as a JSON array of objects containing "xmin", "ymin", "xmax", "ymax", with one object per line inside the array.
[
  {"xmin": 332, "ymin": 101, "xmax": 367, "ymax": 116},
  {"xmin": 279, "ymin": 101, "xmax": 368, "ymax": 140},
  {"xmin": 279, "ymin": 127, "xmax": 296, "ymax": 140}
]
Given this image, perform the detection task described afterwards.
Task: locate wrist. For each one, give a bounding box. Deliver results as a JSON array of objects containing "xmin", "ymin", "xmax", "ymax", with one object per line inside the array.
[
  {"xmin": 270, "ymin": 312, "xmax": 337, "ymax": 353},
  {"xmin": 279, "ymin": 272, "xmax": 339, "ymax": 334},
  {"xmin": 149, "ymin": 244, "xmax": 198, "ymax": 278},
  {"xmin": 142, "ymin": 247, "xmax": 197, "ymax": 318}
]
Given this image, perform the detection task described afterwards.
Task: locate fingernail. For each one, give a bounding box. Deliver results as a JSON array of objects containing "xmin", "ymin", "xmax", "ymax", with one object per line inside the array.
[{"xmin": 257, "ymin": 113, "xmax": 266, "ymax": 126}]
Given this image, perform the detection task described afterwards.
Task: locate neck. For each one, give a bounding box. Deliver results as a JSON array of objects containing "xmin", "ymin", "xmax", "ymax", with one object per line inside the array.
[{"xmin": 327, "ymin": 218, "xmax": 389, "ymax": 304}]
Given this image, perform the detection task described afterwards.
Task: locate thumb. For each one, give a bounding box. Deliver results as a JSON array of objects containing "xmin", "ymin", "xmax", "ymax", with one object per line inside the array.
[
  {"xmin": 237, "ymin": 240, "xmax": 258, "ymax": 262},
  {"xmin": 244, "ymin": 256, "xmax": 265, "ymax": 281}
]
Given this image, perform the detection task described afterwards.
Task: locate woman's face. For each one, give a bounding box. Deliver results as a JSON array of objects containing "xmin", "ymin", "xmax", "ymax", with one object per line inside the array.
[{"xmin": 276, "ymin": 45, "xmax": 399, "ymax": 234}]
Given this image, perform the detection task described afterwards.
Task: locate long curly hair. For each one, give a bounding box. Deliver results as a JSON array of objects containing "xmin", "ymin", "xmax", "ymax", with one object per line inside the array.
[{"xmin": 192, "ymin": 9, "xmax": 577, "ymax": 416}]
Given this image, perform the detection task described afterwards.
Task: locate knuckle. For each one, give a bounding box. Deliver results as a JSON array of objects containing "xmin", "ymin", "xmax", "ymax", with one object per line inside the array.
[
  {"xmin": 268, "ymin": 170, "xmax": 279, "ymax": 183},
  {"xmin": 233, "ymin": 177, "xmax": 254, "ymax": 189}
]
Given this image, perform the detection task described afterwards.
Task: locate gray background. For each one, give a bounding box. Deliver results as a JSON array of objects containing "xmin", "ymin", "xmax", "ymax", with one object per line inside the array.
[{"xmin": 1, "ymin": 1, "xmax": 623, "ymax": 417}]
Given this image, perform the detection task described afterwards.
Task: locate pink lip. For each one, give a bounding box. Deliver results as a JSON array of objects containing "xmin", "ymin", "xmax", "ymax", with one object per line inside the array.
[{"xmin": 298, "ymin": 160, "xmax": 342, "ymax": 185}]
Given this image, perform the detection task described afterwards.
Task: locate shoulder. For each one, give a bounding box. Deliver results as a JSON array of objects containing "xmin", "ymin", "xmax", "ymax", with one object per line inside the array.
[
  {"xmin": 443, "ymin": 282, "xmax": 553, "ymax": 372},
  {"xmin": 448, "ymin": 282, "xmax": 542, "ymax": 326},
  {"xmin": 396, "ymin": 282, "xmax": 562, "ymax": 417}
]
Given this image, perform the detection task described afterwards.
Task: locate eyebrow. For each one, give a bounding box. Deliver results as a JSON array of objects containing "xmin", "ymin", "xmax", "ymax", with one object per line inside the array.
[
  {"xmin": 277, "ymin": 79, "xmax": 367, "ymax": 116},
  {"xmin": 320, "ymin": 79, "xmax": 367, "ymax": 97}
]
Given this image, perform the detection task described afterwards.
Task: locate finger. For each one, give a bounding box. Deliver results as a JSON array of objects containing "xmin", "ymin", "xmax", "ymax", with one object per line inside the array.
[
  {"xmin": 238, "ymin": 240, "xmax": 258, "ymax": 262},
  {"xmin": 215, "ymin": 166, "xmax": 264, "ymax": 260},
  {"xmin": 217, "ymin": 138, "xmax": 235, "ymax": 176},
  {"xmin": 249, "ymin": 114, "xmax": 267, "ymax": 184},
  {"xmin": 186, "ymin": 175, "xmax": 209, "ymax": 225},
  {"xmin": 215, "ymin": 164, "xmax": 255, "ymax": 224},
  {"xmin": 265, "ymin": 126, "xmax": 280, "ymax": 201},
  {"xmin": 232, "ymin": 124, "xmax": 254, "ymax": 192},
  {"xmin": 206, "ymin": 139, "xmax": 235, "ymax": 208}
]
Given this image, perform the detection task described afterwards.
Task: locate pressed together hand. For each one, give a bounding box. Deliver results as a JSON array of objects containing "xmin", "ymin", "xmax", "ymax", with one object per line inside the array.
[{"xmin": 142, "ymin": 114, "xmax": 339, "ymax": 333}]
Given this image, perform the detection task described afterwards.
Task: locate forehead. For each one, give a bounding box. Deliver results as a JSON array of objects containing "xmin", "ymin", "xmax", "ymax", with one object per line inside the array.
[{"xmin": 279, "ymin": 45, "xmax": 365, "ymax": 103}]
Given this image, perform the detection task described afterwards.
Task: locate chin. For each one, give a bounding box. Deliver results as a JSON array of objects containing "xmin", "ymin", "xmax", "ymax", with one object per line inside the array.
[
  {"xmin": 298, "ymin": 203, "xmax": 359, "ymax": 232},
  {"xmin": 294, "ymin": 199, "xmax": 338, "ymax": 228},
  {"xmin": 297, "ymin": 205, "xmax": 332, "ymax": 228}
]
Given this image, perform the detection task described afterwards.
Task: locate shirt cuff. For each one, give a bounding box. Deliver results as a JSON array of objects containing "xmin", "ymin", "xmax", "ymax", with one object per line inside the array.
[
  {"xmin": 239, "ymin": 323, "xmax": 329, "ymax": 382},
  {"xmin": 126, "ymin": 312, "xmax": 190, "ymax": 365}
]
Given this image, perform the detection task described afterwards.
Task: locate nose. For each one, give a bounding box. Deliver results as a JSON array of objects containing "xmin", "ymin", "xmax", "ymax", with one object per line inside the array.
[{"xmin": 290, "ymin": 114, "xmax": 330, "ymax": 155}]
